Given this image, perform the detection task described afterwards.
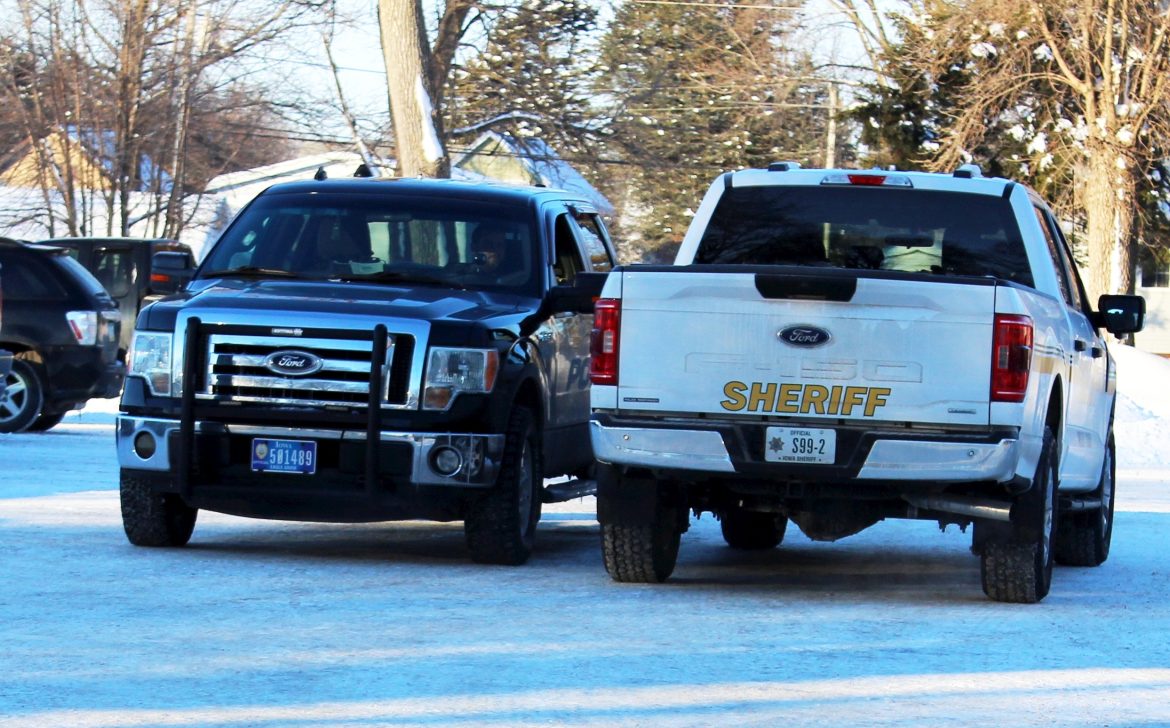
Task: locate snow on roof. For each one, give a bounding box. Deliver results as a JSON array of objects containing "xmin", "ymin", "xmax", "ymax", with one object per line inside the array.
[
  {"xmin": 454, "ymin": 131, "xmax": 614, "ymax": 215},
  {"xmin": 205, "ymin": 151, "xmax": 371, "ymax": 193}
]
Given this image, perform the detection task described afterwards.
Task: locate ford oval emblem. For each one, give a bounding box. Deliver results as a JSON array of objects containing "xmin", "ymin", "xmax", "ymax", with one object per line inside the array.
[
  {"xmin": 778, "ymin": 325, "xmax": 832, "ymax": 348},
  {"xmin": 264, "ymin": 350, "xmax": 323, "ymax": 376}
]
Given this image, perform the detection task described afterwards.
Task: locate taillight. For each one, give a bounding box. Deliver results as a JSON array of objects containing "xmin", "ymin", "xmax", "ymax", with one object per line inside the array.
[
  {"xmin": 992, "ymin": 314, "xmax": 1032, "ymax": 402},
  {"xmin": 590, "ymin": 298, "xmax": 621, "ymax": 386},
  {"xmin": 66, "ymin": 311, "xmax": 99, "ymax": 345}
]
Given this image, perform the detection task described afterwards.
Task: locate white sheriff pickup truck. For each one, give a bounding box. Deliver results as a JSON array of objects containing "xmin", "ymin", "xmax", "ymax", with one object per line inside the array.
[{"xmin": 588, "ymin": 164, "xmax": 1145, "ymax": 603}]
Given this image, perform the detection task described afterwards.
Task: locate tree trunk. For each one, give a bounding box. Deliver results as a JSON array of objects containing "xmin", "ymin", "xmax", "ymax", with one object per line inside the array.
[
  {"xmin": 378, "ymin": 0, "xmax": 449, "ymax": 178},
  {"xmin": 1082, "ymin": 142, "xmax": 1135, "ymax": 298}
]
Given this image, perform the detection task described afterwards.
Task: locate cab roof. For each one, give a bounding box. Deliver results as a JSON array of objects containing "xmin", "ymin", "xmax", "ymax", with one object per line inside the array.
[{"xmin": 260, "ymin": 177, "xmax": 597, "ymax": 209}]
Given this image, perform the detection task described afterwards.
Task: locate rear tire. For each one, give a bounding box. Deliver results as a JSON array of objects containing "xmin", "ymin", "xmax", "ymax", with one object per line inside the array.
[
  {"xmin": 1055, "ymin": 433, "xmax": 1115, "ymax": 567},
  {"xmin": 119, "ymin": 470, "xmax": 197, "ymax": 547},
  {"xmin": 598, "ymin": 469, "xmax": 684, "ymax": 583},
  {"xmin": 720, "ymin": 509, "xmax": 787, "ymax": 550},
  {"xmin": 464, "ymin": 407, "xmax": 542, "ymax": 565},
  {"xmin": 0, "ymin": 359, "xmax": 45, "ymax": 433},
  {"xmin": 981, "ymin": 426, "xmax": 1057, "ymax": 603},
  {"xmin": 601, "ymin": 515, "xmax": 681, "ymax": 583}
]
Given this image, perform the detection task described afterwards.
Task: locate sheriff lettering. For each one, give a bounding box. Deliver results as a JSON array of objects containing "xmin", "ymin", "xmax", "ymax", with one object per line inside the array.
[{"xmin": 721, "ymin": 380, "xmax": 892, "ymax": 417}]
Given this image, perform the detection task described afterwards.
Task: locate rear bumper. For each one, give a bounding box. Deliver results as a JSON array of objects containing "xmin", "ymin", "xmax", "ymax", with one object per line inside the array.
[
  {"xmin": 117, "ymin": 415, "xmax": 506, "ymax": 488},
  {"xmin": 43, "ymin": 345, "xmax": 125, "ymax": 406},
  {"xmin": 590, "ymin": 414, "xmax": 1021, "ymax": 484}
]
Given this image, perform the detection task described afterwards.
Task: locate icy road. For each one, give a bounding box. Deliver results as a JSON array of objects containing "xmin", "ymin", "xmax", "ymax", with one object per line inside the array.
[{"xmin": 2, "ymin": 346, "xmax": 1170, "ymax": 726}]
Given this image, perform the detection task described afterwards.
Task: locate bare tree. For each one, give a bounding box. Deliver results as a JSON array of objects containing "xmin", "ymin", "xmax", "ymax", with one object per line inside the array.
[
  {"xmin": 838, "ymin": 0, "xmax": 1170, "ymax": 296},
  {"xmin": 378, "ymin": 0, "xmax": 475, "ymax": 178},
  {"xmin": 0, "ymin": 0, "xmax": 315, "ymax": 239}
]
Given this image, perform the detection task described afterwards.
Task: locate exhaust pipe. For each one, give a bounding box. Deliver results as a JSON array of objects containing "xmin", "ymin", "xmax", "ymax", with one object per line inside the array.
[{"xmin": 904, "ymin": 494, "xmax": 1012, "ymax": 522}]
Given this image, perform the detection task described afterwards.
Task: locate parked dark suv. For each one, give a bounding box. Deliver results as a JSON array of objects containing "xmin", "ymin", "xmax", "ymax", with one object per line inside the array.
[
  {"xmin": 40, "ymin": 237, "xmax": 195, "ymax": 354},
  {"xmin": 0, "ymin": 238, "xmax": 124, "ymax": 432},
  {"xmin": 0, "ymin": 263, "xmax": 11, "ymax": 401}
]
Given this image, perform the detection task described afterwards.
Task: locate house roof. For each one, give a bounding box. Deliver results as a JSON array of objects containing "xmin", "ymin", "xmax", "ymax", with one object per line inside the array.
[
  {"xmin": 0, "ymin": 126, "xmax": 171, "ymax": 193},
  {"xmin": 62, "ymin": 125, "xmax": 172, "ymax": 192}
]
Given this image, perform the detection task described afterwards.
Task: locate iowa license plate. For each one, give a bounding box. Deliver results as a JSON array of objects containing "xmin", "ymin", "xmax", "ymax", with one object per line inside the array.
[
  {"xmin": 251, "ymin": 438, "xmax": 317, "ymax": 474},
  {"xmin": 764, "ymin": 427, "xmax": 836, "ymax": 464}
]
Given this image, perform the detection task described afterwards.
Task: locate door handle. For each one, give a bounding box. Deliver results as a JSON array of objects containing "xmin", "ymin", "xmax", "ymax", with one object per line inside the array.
[
  {"xmin": 1074, "ymin": 339, "xmax": 1087, "ymax": 352},
  {"xmin": 1091, "ymin": 346, "xmax": 1104, "ymax": 358}
]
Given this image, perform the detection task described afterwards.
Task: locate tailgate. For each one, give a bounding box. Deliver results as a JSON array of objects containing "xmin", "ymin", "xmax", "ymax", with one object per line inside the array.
[{"xmin": 615, "ymin": 270, "xmax": 995, "ymax": 426}]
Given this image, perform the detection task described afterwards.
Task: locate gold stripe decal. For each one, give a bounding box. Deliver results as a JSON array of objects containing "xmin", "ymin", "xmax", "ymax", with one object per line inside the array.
[{"xmin": 721, "ymin": 381, "xmax": 892, "ymax": 417}]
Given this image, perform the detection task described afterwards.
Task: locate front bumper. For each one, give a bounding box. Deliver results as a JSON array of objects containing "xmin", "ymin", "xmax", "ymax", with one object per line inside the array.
[
  {"xmin": 117, "ymin": 415, "xmax": 505, "ymax": 488},
  {"xmin": 591, "ymin": 415, "xmax": 1021, "ymax": 484}
]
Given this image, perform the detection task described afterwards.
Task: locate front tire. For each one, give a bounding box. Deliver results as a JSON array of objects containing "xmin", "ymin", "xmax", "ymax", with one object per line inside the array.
[
  {"xmin": 0, "ymin": 359, "xmax": 45, "ymax": 433},
  {"xmin": 981, "ymin": 426, "xmax": 1058, "ymax": 603},
  {"xmin": 1055, "ymin": 433, "xmax": 1115, "ymax": 567},
  {"xmin": 119, "ymin": 470, "xmax": 197, "ymax": 547},
  {"xmin": 720, "ymin": 509, "xmax": 787, "ymax": 550},
  {"xmin": 464, "ymin": 407, "xmax": 542, "ymax": 565}
]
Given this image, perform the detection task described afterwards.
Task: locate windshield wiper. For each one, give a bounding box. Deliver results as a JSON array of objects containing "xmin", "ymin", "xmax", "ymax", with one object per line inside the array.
[
  {"xmin": 333, "ymin": 270, "xmax": 455, "ymax": 287},
  {"xmin": 201, "ymin": 266, "xmax": 307, "ymax": 279}
]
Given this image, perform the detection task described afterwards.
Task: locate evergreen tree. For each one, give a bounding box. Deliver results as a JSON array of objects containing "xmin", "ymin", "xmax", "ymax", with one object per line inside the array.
[
  {"xmin": 445, "ymin": 0, "xmax": 603, "ymax": 157},
  {"xmin": 596, "ymin": 0, "xmax": 840, "ymax": 261}
]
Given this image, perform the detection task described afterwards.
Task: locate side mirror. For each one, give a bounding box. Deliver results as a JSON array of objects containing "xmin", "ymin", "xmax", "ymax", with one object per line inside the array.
[
  {"xmin": 547, "ymin": 271, "xmax": 609, "ymax": 314},
  {"xmin": 149, "ymin": 251, "xmax": 194, "ymax": 295},
  {"xmin": 1095, "ymin": 294, "xmax": 1145, "ymax": 335}
]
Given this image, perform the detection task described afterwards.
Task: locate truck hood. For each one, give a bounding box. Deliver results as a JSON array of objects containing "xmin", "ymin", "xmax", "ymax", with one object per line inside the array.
[{"xmin": 141, "ymin": 279, "xmax": 539, "ymax": 333}]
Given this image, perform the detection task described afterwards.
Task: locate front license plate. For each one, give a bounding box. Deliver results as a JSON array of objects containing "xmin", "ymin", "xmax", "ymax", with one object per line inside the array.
[
  {"xmin": 251, "ymin": 438, "xmax": 317, "ymax": 474},
  {"xmin": 764, "ymin": 427, "xmax": 836, "ymax": 464}
]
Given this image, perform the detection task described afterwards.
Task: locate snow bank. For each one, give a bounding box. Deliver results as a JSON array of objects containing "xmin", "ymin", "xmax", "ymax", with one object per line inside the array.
[{"xmin": 1112, "ymin": 343, "xmax": 1170, "ymax": 470}]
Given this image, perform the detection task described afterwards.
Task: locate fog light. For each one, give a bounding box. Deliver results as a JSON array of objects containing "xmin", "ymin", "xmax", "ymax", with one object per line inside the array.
[
  {"xmin": 431, "ymin": 446, "xmax": 463, "ymax": 477},
  {"xmin": 133, "ymin": 431, "xmax": 157, "ymax": 459}
]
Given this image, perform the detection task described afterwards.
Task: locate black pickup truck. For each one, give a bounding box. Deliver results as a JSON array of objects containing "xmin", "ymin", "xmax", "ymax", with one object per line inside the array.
[{"xmin": 117, "ymin": 177, "xmax": 613, "ymax": 564}]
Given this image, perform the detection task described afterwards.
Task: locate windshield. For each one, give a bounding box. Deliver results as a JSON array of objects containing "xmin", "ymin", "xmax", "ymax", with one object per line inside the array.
[
  {"xmin": 696, "ymin": 186, "xmax": 1033, "ymax": 287},
  {"xmin": 201, "ymin": 193, "xmax": 542, "ymax": 295}
]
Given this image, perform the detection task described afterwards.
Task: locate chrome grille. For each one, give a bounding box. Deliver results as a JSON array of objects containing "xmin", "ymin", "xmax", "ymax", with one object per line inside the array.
[{"xmin": 199, "ymin": 333, "xmax": 412, "ymax": 407}]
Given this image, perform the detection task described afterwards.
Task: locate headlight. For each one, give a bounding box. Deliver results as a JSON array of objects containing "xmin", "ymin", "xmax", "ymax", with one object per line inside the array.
[
  {"xmin": 128, "ymin": 331, "xmax": 174, "ymax": 396},
  {"xmin": 423, "ymin": 348, "xmax": 499, "ymax": 410}
]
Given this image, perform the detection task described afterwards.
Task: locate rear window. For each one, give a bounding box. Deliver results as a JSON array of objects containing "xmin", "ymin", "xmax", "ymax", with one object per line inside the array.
[
  {"xmin": 55, "ymin": 253, "xmax": 113, "ymax": 300},
  {"xmin": 695, "ymin": 186, "xmax": 1032, "ymax": 286}
]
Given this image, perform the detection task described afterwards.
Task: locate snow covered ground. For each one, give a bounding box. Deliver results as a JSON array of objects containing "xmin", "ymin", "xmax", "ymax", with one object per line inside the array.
[{"xmin": 1, "ymin": 346, "xmax": 1169, "ymax": 726}]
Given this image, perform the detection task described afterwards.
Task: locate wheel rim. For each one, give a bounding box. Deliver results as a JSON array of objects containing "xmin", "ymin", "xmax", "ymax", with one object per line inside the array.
[{"xmin": 0, "ymin": 370, "xmax": 32, "ymax": 425}]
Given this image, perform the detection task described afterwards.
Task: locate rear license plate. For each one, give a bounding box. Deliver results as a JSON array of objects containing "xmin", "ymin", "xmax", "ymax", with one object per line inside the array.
[
  {"xmin": 251, "ymin": 438, "xmax": 317, "ymax": 474},
  {"xmin": 764, "ymin": 427, "xmax": 836, "ymax": 464}
]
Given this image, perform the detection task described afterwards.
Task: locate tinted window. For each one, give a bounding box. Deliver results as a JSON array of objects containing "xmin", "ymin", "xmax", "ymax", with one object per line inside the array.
[
  {"xmin": 0, "ymin": 253, "xmax": 66, "ymax": 299},
  {"xmin": 54, "ymin": 254, "xmax": 112, "ymax": 300},
  {"xmin": 94, "ymin": 248, "xmax": 134, "ymax": 297},
  {"xmin": 696, "ymin": 186, "xmax": 1033, "ymax": 286},
  {"xmin": 202, "ymin": 193, "xmax": 541, "ymax": 295}
]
